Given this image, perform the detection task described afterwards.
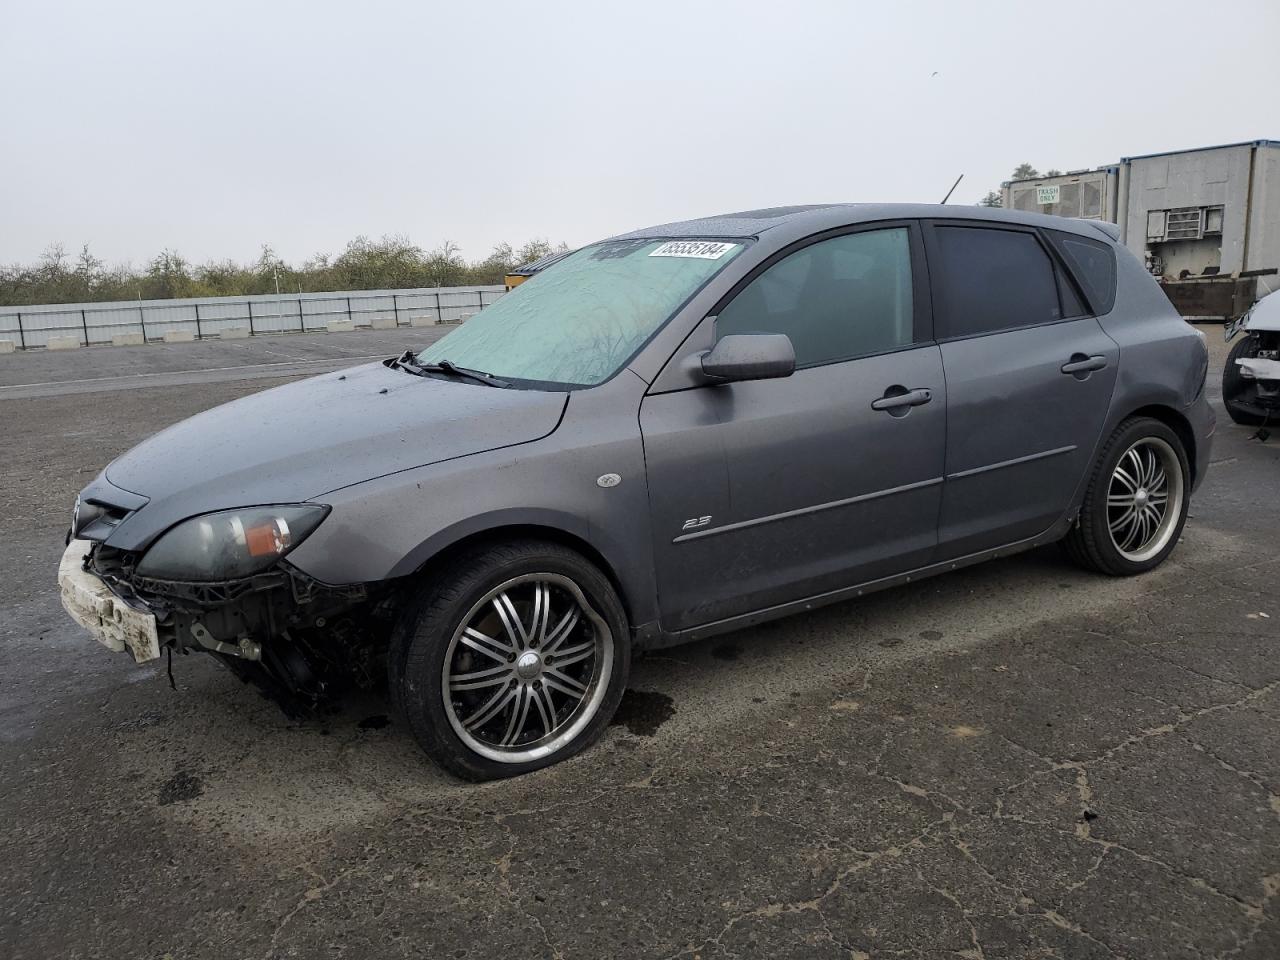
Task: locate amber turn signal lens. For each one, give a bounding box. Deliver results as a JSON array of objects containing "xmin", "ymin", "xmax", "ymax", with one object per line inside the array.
[{"xmin": 244, "ymin": 519, "xmax": 289, "ymax": 558}]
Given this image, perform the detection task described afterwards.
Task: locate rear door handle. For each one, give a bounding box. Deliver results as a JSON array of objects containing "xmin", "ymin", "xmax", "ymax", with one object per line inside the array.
[
  {"xmin": 871, "ymin": 387, "xmax": 933, "ymax": 412},
  {"xmin": 1061, "ymin": 354, "xmax": 1108, "ymax": 375}
]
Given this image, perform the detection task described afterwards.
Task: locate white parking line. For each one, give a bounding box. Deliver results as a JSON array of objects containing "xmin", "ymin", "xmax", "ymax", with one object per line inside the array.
[{"xmin": 250, "ymin": 346, "xmax": 314, "ymax": 361}]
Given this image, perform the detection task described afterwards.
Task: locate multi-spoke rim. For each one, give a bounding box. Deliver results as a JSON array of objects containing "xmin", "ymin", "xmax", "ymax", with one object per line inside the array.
[
  {"xmin": 1106, "ymin": 436, "xmax": 1184, "ymax": 562},
  {"xmin": 441, "ymin": 573, "xmax": 613, "ymax": 764}
]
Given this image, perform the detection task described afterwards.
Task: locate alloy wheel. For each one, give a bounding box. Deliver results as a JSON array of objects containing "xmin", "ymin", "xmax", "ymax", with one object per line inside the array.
[
  {"xmin": 1106, "ymin": 436, "xmax": 1184, "ymax": 563},
  {"xmin": 441, "ymin": 573, "xmax": 613, "ymax": 764}
]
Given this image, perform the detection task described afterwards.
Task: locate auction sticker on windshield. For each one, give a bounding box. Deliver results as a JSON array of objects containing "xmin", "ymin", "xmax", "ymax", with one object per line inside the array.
[{"xmin": 648, "ymin": 241, "xmax": 740, "ymax": 260}]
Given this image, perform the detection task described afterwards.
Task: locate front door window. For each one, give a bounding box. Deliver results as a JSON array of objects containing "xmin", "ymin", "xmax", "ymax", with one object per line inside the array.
[{"xmin": 715, "ymin": 228, "xmax": 915, "ymax": 365}]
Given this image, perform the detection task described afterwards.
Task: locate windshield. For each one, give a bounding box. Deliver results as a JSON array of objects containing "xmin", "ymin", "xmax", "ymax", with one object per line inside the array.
[{"xmin": 416, "ymin": 238, "xmax": 745, "ymax": 387}]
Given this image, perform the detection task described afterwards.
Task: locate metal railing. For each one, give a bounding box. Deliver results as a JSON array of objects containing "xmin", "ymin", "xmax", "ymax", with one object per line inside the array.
[{"xmin": 0, "ymin": 285, "xmax": 507, "ymax": 350}]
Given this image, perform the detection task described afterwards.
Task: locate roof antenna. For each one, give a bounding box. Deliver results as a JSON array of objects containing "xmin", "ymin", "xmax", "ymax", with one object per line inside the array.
[{"xmin": 940, "ymin": 173, "xmax": 964, "ymax": 205}]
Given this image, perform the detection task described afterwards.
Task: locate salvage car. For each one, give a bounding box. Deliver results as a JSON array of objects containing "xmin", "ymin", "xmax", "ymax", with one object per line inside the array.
[
  {"xmin": 59, "ymin": 204, "xmax": 1214, "ymax": 780},
  {"xmin": 1222, "ymin": 289, "xmax": 1280, "ymax": 426}
]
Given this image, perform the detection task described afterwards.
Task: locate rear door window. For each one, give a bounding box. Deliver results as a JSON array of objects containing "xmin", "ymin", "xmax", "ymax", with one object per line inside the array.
[
  {"xmin": 930, "ymin": 225, "xmax": 1063, "ymax": 339},
  {"xmin": 1049, "ymin": 230, "xmax": 1118, "ymax": 315}
]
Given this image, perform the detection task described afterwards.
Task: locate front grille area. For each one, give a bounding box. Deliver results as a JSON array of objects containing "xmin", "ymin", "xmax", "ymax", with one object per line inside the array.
[
  {"xmin": 89, "ymin": 542, "xmax": 366, "ymax": 613},
  {"xmin": 83, "ymin": 536, "xmax": 389, "ymax": 712},
  {"xmin": 89, "ymin": 542, "xmax": 285, "ymax": 610},
  {"xmin": 88, "ymin": 544, "xmax": 149, "ymax": 606}
]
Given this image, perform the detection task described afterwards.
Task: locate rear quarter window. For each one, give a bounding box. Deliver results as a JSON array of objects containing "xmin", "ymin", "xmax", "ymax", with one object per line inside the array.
[{"xmin": 1049, "ymin": 230, "xmax": 1118, "ymax": 315}]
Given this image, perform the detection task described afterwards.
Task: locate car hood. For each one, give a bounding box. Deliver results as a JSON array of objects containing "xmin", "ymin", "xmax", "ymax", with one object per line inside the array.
[
  {"xmin": 101, "ymin": 361, "xmax": 567, "ymax": 550},
  {"xmin": 1244, "ymin": 290, "xmax": 1280, "ymax": 332}
]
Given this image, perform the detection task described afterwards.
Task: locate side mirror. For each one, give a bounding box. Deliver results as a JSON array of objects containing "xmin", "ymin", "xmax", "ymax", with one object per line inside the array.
[{"xmin": 700, "ymin": 334, "xmax": 796, "ymax": 384}]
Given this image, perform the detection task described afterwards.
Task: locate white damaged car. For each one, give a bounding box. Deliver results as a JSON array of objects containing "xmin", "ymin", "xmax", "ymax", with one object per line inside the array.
[{"xmin": 1223, "ymin": 290, "xmax": 1280, "ymax": 426}]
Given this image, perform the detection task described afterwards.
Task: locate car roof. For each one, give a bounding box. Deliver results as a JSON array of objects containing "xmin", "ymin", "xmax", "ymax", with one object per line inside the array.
[{"xmin": 611, "ymin": 203, "xmax": 1119, "ymax": 243}]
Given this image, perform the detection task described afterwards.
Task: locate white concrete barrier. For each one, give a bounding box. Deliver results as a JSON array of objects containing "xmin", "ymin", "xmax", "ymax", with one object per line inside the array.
[
  {"xmin": 326, "ymin": 320, "xmax": 356, "ymax": 333},
  {"xmin": 163, "ymin": 330, "xmax": 195, "ymax": 343},
  {"xmin": 47, "ymin": 336, "xmax": 81, "ymax": 351},
  {"xmin": 409, "ymin": 315, "xmax": 435, "ymax": 327},
  {"xmin": 6, "ymin": 286, "xmax": 506, "ymax": 351},
  {"xmin": 219, "ymin": 327, "xmax": 250, "ymax": 340},
  {"xmin": 370, "ymin": 317, "xmax": 398, "ymax": 330},
  {"xmin": 0, "ymin": 339, "xmax": 16, "ymax": 354},
  {"xmin": 111, "ymin": 332, "xmax": 145, "ymax": 347}
]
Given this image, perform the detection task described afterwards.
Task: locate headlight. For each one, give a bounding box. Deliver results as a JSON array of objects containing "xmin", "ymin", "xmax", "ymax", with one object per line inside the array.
[{"xmin": 135, "ymin": 505, "xmax": 330, "ymax": 581}]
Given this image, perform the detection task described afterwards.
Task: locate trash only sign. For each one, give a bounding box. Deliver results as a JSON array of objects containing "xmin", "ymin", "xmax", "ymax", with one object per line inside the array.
[{"xmin": 1037, "ymin": 185, "xmax": 1060, "ymax": 205}]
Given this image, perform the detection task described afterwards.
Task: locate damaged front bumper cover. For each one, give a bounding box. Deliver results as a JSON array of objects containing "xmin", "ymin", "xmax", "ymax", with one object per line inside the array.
[
  {"xmin": 59, "ymin": 536, "xmax": 392, "ymax": 713},
  {"xmin": 1236, "ymin": 356, "xmax": 1280, "ymax": 381},
  {"xmin": 58, "ymin": 538, "xmax": 161, "ymax": 663}
]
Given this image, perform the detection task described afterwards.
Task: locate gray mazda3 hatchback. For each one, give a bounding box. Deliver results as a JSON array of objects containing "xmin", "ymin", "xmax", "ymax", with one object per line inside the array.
[{"xmin": 60, "ymin": 204, "xmax": 1214, "ymax": 779}]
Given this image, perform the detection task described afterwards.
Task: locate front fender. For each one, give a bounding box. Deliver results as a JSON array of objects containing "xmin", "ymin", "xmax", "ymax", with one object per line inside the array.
[
  {"xmin": 385, "ymin": 507, "xmax": 592, "ymax": 579},
  {"xmin": 284, "ymin": 385, "xmax": 659, "ymax": 628}
]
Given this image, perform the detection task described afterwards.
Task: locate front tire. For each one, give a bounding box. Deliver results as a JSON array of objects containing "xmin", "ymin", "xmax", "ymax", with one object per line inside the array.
[
  {"xmin": 389, "ymin": 540, "xmax": 630, "ymax": 780},
  {"xmin": 1062, "ymin": 417, "xmax": 1190, "ymax": 576}
]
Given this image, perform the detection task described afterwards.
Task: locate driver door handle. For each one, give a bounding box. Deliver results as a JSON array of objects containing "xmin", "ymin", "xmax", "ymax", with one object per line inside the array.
[
  {"xmin": 1061, "ymin": 354, "xmax": 1107, "ymax": 375},
  {"xmin": 871, "ymin": 387, "xmax": 933, "ymax": 411}
]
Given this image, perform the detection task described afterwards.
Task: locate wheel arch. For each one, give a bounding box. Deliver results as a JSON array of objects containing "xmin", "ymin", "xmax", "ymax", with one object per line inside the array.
[
  {"xmin": 1069, "ymin": 399, "xmax": 1201, "ymax": 521},
  {"xmin": 389, "ymin": 512, "xmax": 643, "ymax": 631},
  {"xmin": 1123, "ymin": 404, "xmax": 1198, "ymax": 486}
]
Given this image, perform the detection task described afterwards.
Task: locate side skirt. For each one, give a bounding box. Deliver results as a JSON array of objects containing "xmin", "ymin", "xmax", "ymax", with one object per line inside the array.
[{"xmin": 639, "ymin": 515, "xmax": 1076, "ymax": 650}]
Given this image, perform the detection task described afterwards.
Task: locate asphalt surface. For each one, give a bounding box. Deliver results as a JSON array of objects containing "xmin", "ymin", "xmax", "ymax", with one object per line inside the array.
[
  {"xmin": 0, "ymin": 329, "xmax": 441, "ymax": 400},
  {"xmin": 1, "ymin": 326, "xmax": 1277, "ymax": 960}
]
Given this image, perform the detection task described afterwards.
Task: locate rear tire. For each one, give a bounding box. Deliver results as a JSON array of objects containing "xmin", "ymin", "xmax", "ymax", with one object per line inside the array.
[
  {"xmin": 1222, "ymin": 336, "xmax": 1268, "ymax": 426},
  {"xmin": 1062, "ymin": 417, "xmax": 1190, "ymax": 576},
  {"xmin": 388, "ymin": 540, "xmax": 630, "ymax": 781}
]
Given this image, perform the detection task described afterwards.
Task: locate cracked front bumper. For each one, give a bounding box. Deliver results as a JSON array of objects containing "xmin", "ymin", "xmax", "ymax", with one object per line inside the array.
[
  {"xmin": 1236, "ymin": 357, "xmax": 1280, "ymax": 380},
  {"xmin": 58, "ymin": 539, "xmax": 161, "ymax": 664}
]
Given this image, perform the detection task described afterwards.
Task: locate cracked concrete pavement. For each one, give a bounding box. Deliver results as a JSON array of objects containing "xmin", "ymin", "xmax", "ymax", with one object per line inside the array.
[{"xmin": 1, "ymin": 326, "xmax": 1277, "ymax": 959}]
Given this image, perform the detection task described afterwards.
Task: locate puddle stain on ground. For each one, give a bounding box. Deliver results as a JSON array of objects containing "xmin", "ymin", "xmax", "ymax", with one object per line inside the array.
[
  {"xmin": 610, "ymin": 690, "xmax": 675, "ymax": 737},
  {"xmin": 157, "ymin": 770, "xmax": 204, "ymax": 806}
]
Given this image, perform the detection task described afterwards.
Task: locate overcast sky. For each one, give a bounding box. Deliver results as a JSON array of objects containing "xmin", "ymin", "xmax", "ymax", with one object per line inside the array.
[{"xmin": 2, "ymin": 0, "xmax": 1276, "ymax": 267}]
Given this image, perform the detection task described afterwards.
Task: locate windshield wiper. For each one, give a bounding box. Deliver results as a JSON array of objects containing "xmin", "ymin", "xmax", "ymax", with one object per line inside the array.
[{"xmin": 388, "ymin": 351, "xmax": 509, "ymax": 388}]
